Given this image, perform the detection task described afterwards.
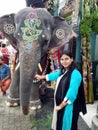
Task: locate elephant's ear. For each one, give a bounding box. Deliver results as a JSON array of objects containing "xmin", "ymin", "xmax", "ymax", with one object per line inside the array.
[
  {"xmin": 53, "ymin": 16, "xmax": 77, "ymax": 40},
  {"xmin": 1, "ymin": 13, "xmax": 15, "ymax": 35},
  {"xmin": 49, "ymin": 16, "xmax": 77, "ymax": 49},
  {"xmin": 0, "ymin": 13, "xmax": 18, "ymax": 50}
]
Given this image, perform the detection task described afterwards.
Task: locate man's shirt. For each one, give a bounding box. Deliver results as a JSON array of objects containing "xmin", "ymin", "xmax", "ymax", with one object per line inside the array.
[{"xmin": 0, "ymin": 64, "xmax": 11, "ymax": 80}]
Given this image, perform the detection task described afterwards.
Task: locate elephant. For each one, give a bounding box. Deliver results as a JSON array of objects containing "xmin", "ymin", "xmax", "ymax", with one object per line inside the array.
[{"xmin": 0, "ymin": 7, "xmax": 76, "ymax": 115}]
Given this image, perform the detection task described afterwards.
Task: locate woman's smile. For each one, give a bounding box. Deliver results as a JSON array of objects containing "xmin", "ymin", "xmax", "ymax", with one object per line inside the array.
[{"xmin": 60, "ymin": 54, "xmax": 73, "ymax": 69}]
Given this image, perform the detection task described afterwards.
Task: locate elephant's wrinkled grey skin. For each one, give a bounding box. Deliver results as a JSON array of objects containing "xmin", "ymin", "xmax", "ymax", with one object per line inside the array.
[{"xmin": 0, "ymin": 7, "xmax": 76, "ymax": 115}]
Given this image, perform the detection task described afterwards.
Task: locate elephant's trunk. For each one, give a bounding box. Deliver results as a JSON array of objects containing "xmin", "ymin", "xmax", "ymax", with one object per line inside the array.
[{"xmin": 19, "ymin": 41, "xmax": 41, "ymax": 115}]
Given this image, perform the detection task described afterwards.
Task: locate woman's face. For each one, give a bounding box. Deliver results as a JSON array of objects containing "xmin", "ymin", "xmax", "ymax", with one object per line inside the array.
[{"xmin": 60, "ymin": 54, "xmax": 73, "ymax": 69}]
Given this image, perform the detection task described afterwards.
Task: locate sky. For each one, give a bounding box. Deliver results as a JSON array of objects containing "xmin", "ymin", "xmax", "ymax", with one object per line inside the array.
[
  {"xmin": 0, "ymin": 0, "xmax": 64, "ymax": 16},
  {"xmin": 0, "ymin": 0, "xmax": 26, "ymax": 16}
]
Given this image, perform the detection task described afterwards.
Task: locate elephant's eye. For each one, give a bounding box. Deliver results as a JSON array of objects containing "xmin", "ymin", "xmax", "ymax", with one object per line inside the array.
[{"xmin": 42, "ymin": 34, "xmax": 45, "ymax": 38}]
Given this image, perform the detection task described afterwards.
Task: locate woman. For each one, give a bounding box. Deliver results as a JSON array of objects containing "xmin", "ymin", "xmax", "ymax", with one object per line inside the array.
[{"xmin": 35, "ymin": 50, "xmax": 87, "ymax": 130}]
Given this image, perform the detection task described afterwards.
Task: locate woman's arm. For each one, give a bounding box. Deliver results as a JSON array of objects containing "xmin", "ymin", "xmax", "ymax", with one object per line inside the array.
[
  {"xmin": 64, "ymin": 69, "xmax": 82, "ymax": 104},
  {"xmin": 35, "ymin": 70, "xmax": 61, "ymax": 81}
]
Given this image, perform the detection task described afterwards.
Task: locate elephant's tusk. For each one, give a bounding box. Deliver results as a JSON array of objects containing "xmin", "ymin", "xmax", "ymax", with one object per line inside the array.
[
  {"xmin": 15, "ymin": 62, "xmax": 20, "ymax": 71},
  {"xmin": 38, "ymin": 63, "xmax": 42, "ymax": 72}
]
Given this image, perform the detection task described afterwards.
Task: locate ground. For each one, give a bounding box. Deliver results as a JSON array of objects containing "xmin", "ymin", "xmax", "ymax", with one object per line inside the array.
[{"xmin": 0, "ymin": 88, "xmax": 90, "ymax": 130}]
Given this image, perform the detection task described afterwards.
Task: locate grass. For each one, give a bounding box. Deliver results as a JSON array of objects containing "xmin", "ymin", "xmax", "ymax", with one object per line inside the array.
[{"xmin": 30, "ymin": 112, "xmax": 53, "ymax": 130}]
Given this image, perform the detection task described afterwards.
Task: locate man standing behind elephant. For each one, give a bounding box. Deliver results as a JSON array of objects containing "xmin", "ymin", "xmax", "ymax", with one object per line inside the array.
[
  {"xmin": 25, "ymin": 0, "xmax": 48, "ymax": 9},
  {"xmin": 0, "ymin": 54, "xmax": 11, "ymax": 96}
]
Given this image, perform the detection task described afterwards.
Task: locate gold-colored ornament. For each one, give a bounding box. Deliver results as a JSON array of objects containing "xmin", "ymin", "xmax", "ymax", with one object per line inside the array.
[
  {"xmin": 4, "ymin": 24, "xmax": 15, "ymax": 34},
  {"xmin": 55, "ymin": 29, "xmax": 65, "ymax": 39}
]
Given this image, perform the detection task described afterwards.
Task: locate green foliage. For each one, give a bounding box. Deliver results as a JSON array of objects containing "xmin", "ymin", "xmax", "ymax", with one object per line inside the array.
[
  {"xmin": 92, "ymin": 14, "xmax": 98, "ymax": 34},
  {"xmin": 80, "ymin": 13, "xmax": 98, "ymax": 37},
  {"xmin": 80, "ymin": 0, "xmax": 98, "ymax": 37},
  {"xmin": 30, "ymin": 113, "xmax": 53, "ymax": 130},
  {"xmin": 80, "ymin": 15, "xmax": 92, "ymax": 37}
]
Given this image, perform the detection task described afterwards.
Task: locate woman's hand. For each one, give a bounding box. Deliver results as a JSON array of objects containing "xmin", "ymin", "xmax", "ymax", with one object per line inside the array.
[
  {"xmin": 55, "ymin": 105, "xmax": 62, "ymax": 111},
  {"xmin": 35, "ymin": 74, "xmax": 41, "ymax": 80},
  {"xmin": 56, "ymin": 101, "xmax": 67, "ymax": 111},
  {"xmin": 35, "ymin": 74, "xmax": 46, "ymax": 80}
]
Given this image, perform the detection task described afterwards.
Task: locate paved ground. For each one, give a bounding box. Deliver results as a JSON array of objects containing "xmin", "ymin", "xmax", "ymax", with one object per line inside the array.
[{"xmin": 0, "ymin": 90, "xmax": 90, "ymax": 130}]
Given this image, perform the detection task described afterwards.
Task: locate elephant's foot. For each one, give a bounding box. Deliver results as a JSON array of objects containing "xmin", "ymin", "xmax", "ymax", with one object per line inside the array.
[
  {"xmin": 29, "ymin": 99, "xmax": 41, "ymax": 110},
  {"xmin": 6, "ymin": 101, "xmax": 20, "ymax": 107},
  {"xmin": 6, "ymin": 95, "xmax": 20, "ymax": 107}
]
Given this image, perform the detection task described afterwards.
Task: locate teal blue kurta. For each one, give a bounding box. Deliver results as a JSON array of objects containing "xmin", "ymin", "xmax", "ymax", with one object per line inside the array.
[{"xmin": 46, "ymin": 69, "xmax": 82, "ymax": 130}]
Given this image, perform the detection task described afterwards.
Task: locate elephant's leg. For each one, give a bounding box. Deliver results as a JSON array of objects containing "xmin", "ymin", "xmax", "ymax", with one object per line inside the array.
[
  {"xmin": 29, "ymin": 81, "xmax": 41, "ymax": 110},
  {"xmin": 6, "ymin": 63, "xmax": 20, "ymax": 107}
]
